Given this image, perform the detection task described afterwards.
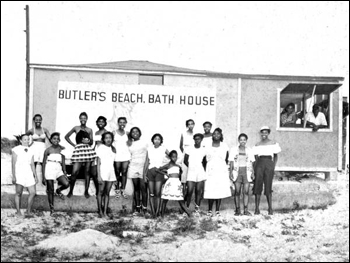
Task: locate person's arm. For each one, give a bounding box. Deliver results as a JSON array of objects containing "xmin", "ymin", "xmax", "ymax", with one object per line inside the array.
[
  {"xmin": 11, "ymin": 151, "xmax": 17, "ymax": 184},
  {"xmin": 143, "ymin": 153, "xmax": 149, "ymax": 183},
  {"xmin": 291, "ymin": 112, "xmax": 297, "ymax": 124},
  {"xmin": 313, "ymin": 113, "xmax": 328, "ymax": 131},
  {"xmin": 44, "ymin": 128, "xmax": 51, "ymax": 142},
  {"xmin": 229, "ymin": 161, "xmax": 234, "ymax": 181},
  {"xmin": 97, "ymin": 157, "xmax": 103, "ymax": 183},
  {"xmin": 61, "ymin": 154, "xmax": 68, "ymax": 179},
  {"xmin": 273, "ymin": 154, "xmax": 278, "ymax": 168},
  {"xmin": 88, "ymin": 128, "xmax": 94, "ymax": 146},
  {"xmin": 202, "ymin": 156, "xmax": 207, "ymax": 171},
  {"xmin": 225, "ymin": 151, "xmax": 229, "ymax": 165},
  {"xmin": 180, "ymin": 134, "xmax": 184, "ymax": 153},
  {"xmin": 184, "ymin": 154, "xmax": 189, "ymax": 167},
  {"xmin": 31, "ymin": 156, "xmax": 38, "ymax": 184},
  {"xmin": 65, "ymin": 127, "xmax": 77, "ymax": 147},
  {"xmin": 42, "ymin": 149, "xmax": 49, "ymax": 185}
]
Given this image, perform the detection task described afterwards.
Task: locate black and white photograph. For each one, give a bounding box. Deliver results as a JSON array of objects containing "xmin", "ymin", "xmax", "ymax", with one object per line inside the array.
[{"xmin": 1, "ymin": 1, "xmax": 349, "ymax": 262}]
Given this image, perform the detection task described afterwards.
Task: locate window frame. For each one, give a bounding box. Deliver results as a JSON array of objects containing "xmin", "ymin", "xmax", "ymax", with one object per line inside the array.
[{"xmin": 276, "ymin": 87, "xmax": 333, "ymax": 133}]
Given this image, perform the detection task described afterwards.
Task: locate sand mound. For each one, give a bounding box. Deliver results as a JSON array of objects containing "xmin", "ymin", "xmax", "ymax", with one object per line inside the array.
[{"xmin": 36, "ymin": 229, "xmax": 121, "ymax": 254}]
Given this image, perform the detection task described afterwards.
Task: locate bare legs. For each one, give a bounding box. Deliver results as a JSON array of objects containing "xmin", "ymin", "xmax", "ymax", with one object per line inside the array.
[
  {"xmin": 15, "ymin": 184, "xmax": 36, "ymax": 216},
  {"xmin": 132, "ymin": 178, "xmax": 148, "ymax": 214},
  {"xmin": 88, "ymin": 165, "xmax": 99, "ymax": 198},
  {"xmin": 160, "ymin": 199, "xmax": 191, "ymax": 217},
  {"xmin": 234, "ymin": 182, "xmax": 251, "ymax": 215},
  {"xmin": 148, "ymin": 181, "xmax": 163, "ymax": 217},
  {"xmin": 97, "ymin": 181, "xmax": 114, "ymax": 218},
  {"xmin": 46, "ymin": 176, "xmax": 69, "ymax": 215},
  {"xmin": 186, "ymin": 181, "xmax": 205, "ymax": 213},
  {"xmin": 114, "ymin": 161, "xmax": 128, "ymax": 198},
  {"xmin": 68, "ymin": 162, "xmax": 91, "ymax": 198},
  {"xmin": 207, "ymin": 199, "xmax": 222, "ymax": 216}
]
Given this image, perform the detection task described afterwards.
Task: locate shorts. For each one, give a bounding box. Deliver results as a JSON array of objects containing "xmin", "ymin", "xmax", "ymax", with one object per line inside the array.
[
  {"xmin": 147, "ymin": 167, "xmax": 165, "ymax": 182},
  {"xmin": 235, "ymin": 167, "xmax": 249, "ymax": 184},
  {"xmin": 45, "ymin": 162, "xmax": 64, "ymax": 180}
]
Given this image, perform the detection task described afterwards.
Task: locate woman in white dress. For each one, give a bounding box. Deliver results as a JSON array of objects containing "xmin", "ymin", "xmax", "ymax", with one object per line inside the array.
[
  {"xmin": 203, "ymin": 128, "xmax": 231, "ymax": 217},
  {"xmin": 179, "ymin": 119, "xmax": 196, "ymax": 195},
  {"xmin": 184, "ymin": 133, "xmax": 207, "ymax": 216},
  {"xmin": 128, "ymin": 127, "xmax": 148, "ymax": 215},
  {"xmin": 96, "ymin": 132, "xmax": 117, "ymax": 218},
  {"xmin": 113, "ymin": 117, "xmax": 131, "ymax": 199},
  {"xmin": 12, "ymin": 134, "xmax": 38, "ymax": 216},
  {"xmin": 252, "ymin": 126, "xmax": 281, "ymax": 215}
]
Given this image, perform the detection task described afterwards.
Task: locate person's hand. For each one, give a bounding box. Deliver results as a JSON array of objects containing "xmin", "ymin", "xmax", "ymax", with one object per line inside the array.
[
  {"xmin": 35, "ymin": 176, "xmax": 39, "ymax": 184},
  {"xmin": 98, "ymin": 176, "xmax": 103, "ymax": 184},
  {"xmin": 312, "ymin": 125, "xmax": 319, "ymax": 132},
  {"xmin": 144, "ymin": 177, "xmax": 149, "ymax": 184},
  {"xmin": 229, "ymin": 172, "xmax": 234, "ymax": 182},
  {"xmin": 42, "ymin": 178, "xmax": 46, "ymax": 186},
  {"xmin": 82, "ymin": 138, "xmax": 90, "ymax": 144}
]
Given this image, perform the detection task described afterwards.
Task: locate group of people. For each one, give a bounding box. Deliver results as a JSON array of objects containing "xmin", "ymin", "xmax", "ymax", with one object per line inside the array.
[
  {"xmin": 280, "ymin": 103, "xmax": 328, "ymax": 131},
  {"xmin": 11, "ymin": 112, "xmax": 281, "ymax": 219}
]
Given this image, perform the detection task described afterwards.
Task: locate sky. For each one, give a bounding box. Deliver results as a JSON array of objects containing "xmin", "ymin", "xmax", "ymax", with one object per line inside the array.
[{"xmin": 1, "ymin": 1, "xmax": 349, "ymax": 138}]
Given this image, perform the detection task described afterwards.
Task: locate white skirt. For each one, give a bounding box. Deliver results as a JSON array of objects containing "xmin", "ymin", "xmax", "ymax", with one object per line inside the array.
[
  {"xmin": 15, "ymin": 164, "xmax": 36, "ymax": 187},
  {"xmin": 204, "ymin": 162, "xmax": 231, "ymax": 199},
  {"xmin": 45, "ymin": 162, "xmax": 64, "ymax": 180},
  {"xmin": 31, "ymin": 141, "xmax": 46, "ymax": 163},
  {"xmin": 161, "ymin": 178, "xmax": 184, "ymax": 200}
]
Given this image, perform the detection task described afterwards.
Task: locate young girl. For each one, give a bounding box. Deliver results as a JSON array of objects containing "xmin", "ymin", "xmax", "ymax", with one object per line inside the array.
[
  {"xmin": 127, "ymin": 127, "xmax": 148, "ymax": 215},
  {"xmin": 11, "ymin": 134, "xmax": 38, "ymax": 216},
  {"xmin": 202, "ymin": 121, "xmax": 213, "ymax": 148},
  {"xmin": 113, "ymin": 117, "xmax": 131, "ymax": 199},
  {"xmin": 252, "ymin": 126, "xmax": 281, "ymax": 215},
  {"xmin": 42, "ymin": 133, "xmax": 70, "ymax": 215},
  {"xmin": 96, "ymin": 132, "xmax": 117, "ymax": 218},
  {"xmin": 67, "ymin": 129, "xmax": 97, "ymax": 198},
  {"xmin": 145, "ymin": 133, "xmax": 169, "ymax": 217},
  {"xmin": 158, "ymin": 150, "xmax": 191, "ymax": 218},
  {"xmin": 203, "ymin": 128, "xmax": 231, "ymax": 217},
  {"xmin": 26, "ymin": 114, "xmax": 51, "ymax": 168},
  {"xmin": 65, "ymin": 112, "xmax": 95, "ymax": 198},
  {"xmin": 184, "ymin": 133, "xmax": 207, "ymax": 216},
  {"xmin": 229, "ymin": 133, "xmax": 255, "ymax": 216}
]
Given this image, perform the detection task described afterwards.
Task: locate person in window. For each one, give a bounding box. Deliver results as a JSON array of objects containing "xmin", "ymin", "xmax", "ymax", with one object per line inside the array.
[
  {"xmin": 305, "ymin": 104, "xmax": 328, "ymax": 131},
  {"xmin": 280, "ymin": 103, "xmax": 297, "ymax": 127}
]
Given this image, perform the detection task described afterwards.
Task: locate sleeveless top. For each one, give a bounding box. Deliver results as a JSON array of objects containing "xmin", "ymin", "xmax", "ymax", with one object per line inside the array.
[
  {"xmin": 168, "ymin": 166, "xmax": 180, "ymax": 174},
  {"xmin": 32, "ymin": 127, "xmax": 46, "ymax": 140},
  {"xmin": 47, "ymin": 153, "xmax": 62, "ymax": 163}
]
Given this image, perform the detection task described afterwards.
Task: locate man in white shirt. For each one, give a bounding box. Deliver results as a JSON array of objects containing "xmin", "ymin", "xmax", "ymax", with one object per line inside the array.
[{"xmin": 306, "ymin": 104, "xmax": 328, "ymax": 132}]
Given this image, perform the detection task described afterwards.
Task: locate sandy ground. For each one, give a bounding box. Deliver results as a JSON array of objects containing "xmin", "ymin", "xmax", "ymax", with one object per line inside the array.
[{"xmin": 1, "ymin": 169, "xmax": 349, "ymax": 262}]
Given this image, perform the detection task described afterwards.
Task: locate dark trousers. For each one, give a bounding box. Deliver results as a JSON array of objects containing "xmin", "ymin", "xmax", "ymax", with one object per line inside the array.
[{"xmin": 253, "ymin": 157, "xmax": 275, "ymax": 196}]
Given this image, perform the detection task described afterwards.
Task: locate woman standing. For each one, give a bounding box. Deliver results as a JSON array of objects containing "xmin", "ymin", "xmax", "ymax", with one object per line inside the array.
[
  {"xmin": 42, "ymin": 133, "xmax": 70, "ymax": 215},
  {"xmin": 96, "ymin": 132, "xmax": 117, "ymax": 218},
  {"xmin": 127, "ymin": 127, "xmax": 148, "ymax": 215},
  {"xmin": 202, "ymin": 121, "xmax": 213, "ymax": 148},
  {"xmin": 252, "ymin": 126, "xmax": 281, "ymax": 215},
  {"xmin": 229, "ymin": 133, "xmax": 255, "ymax": 216},
  {"xmin": 11, "ymin": 134, "xmax": 38, "ymax": 216},
  {"xmin": 64, "ymin": 112, "xmax": 94, "ymax": 198},
  {"xmin": 26, "ymin": 114, "xmax": 51, "ymax": 167},
  {"xmin": 184, "ymin": 133, "xmax": 207, "ymax": 216},
  {"xmin": 203, "ymin": 128, "xmax": 231, "ymax": 217},
  {"xmin": 113, "ymin": 117, "xmax": 131, "ymax": 199},
  {"xmin": 145, "ymin": 133, "xmax": 169, "ymax": 217},
  {"xmin": 179, "ymin": 119, "xmax": 195, "ymax": 192}
]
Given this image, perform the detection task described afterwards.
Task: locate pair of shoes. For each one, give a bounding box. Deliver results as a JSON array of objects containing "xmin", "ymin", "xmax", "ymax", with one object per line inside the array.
[
  {"xmin": 268, "ymin": 209, "xmax": 273, "ymax": 215},
  {"xmin": 243, "ymin": 209, "xmax": 252, "ymax": 216},
  {"xmin": 216, "ymin": 211, "xmax": 222, "ymax": 217},
  {"xmin": 207, "ymin": 210, "xmax": 213, "ymax": 217},
  {"xmin": 114, "ymin": 190, "xmax": 121, "ymax": 199},
  {"xmin": 254, "ymin": 209, "xmax": 260, "ymax": 215},
  {"xmin": 235, "ymin": 207, "xmax": 241, "ymax": 216},
  {"xmin": 142, "ymin": 206, "xmax": 148, "ymax": 215}
]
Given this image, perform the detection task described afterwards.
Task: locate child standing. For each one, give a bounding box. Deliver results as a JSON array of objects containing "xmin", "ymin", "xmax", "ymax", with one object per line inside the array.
[
  {"xmin": 42, "ymin": 133, "xmax": 70, "ymax": 215},
  {"xmin": 96, "ymin": 132, "xmax": 116, "ymax": 218},
  {"xmin": 11, "ymin": 134, "xmax": 38, "ymax": 216},
  {"xmin": 158, "ymin": 150, "xmax": 191, "ymax": 218},
  {"xmin": 229, "ymin": 133, "xmax": 255, "ymax": 216}
]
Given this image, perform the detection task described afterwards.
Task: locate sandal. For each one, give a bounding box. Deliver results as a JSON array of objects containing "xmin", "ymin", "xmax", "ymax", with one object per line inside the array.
[
  {"xmin": 207, "ymin": 210, "xmax": 213, "ymax": 217},
  {"xmin": 234, "ymin": 207, "xmax": 241, "ymax": 216},
  {"xmin": 121, "ymin": 190, "xmax": 128, "ymax": 199},
  {"xmin": 243, "ymin": 208, "xmax": 252, "ymax": 216}
]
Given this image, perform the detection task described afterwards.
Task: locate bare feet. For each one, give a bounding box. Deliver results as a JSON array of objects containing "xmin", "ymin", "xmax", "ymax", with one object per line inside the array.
[{"xmin": 15, "ymin": 211, "xmax": 23, "ymax": 217}]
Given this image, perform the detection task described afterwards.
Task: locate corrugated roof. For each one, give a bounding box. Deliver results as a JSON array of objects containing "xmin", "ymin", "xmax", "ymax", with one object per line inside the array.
[{"xmin": 30, "ymin": 60, "xmax": 344, "ymax": 82}]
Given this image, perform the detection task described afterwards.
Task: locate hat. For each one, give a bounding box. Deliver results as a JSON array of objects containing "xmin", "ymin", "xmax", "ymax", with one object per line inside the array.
[{"xmin": 260, "ymin": 126, "xmax": 271, "ymax": 132}]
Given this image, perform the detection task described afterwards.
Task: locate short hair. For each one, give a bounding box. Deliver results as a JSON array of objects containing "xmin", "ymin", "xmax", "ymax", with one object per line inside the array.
[
  {"xmin": 213, "ymin": 128, "xmax": 224, "ymax": 142},
  {"xmin": 79, "ymin": 112, "xmax": 88, "ymax": 119},
  {"xmin": 193, "ymin": 133, "xmax": 204, "ymax": 140},
  {"xmin": 32, "ymin": 114, "xmax": 42, "ymax": 121},
  {"xmin": 20, "ymin": 134, "xmax": 29, "ymax": 140},
  {"xmin": 203, "ymin": 121, "xmax": 212, "ymax": 127},
  {"xmin": 118, "ymin": 117, "xmax": 127, "ymax": 123},
  {"xmin": 238, "ymin": 133, "xmax": 248, "ymax": 140},
  {"xmin": 186, "ymin": 119, "xmax": 195, "ymax": 127},
  {"xmin": 101, "ymin": 131, "xmax": 114, "ymax": 144},
  {"xmin": 260, "ymin": 129, "xmax": 271, "ymax": 134},
  {"xmin": 313, "ymin": 104, "xmax": 320, "ymax": 110},
  {"xmin": 129, "ymin": 127, "xmax": 142, "ymax": 138},
  {"xmin": 50, "ymin": 132, "xmax": 60, "ymax": 140},
  {"xmin": 169, "ymin": 150, "xmax": 178, "ymax": 157},
  {"xmin": 151, "ymin": 133, "xmax": 163, "ymax": 145},
  {"xmin": 96, "ymin": 116, "xmax": 107, "ymax": 124}
]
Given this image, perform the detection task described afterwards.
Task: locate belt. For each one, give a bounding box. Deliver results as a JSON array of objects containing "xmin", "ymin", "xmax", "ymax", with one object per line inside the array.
[
  {"xmin": 47, "ymin": 160, "xmax": 61, "ymax": 163},
  {"xmin": 259, "ymin": 156, "xmax": 272, "ymax": 160}
]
